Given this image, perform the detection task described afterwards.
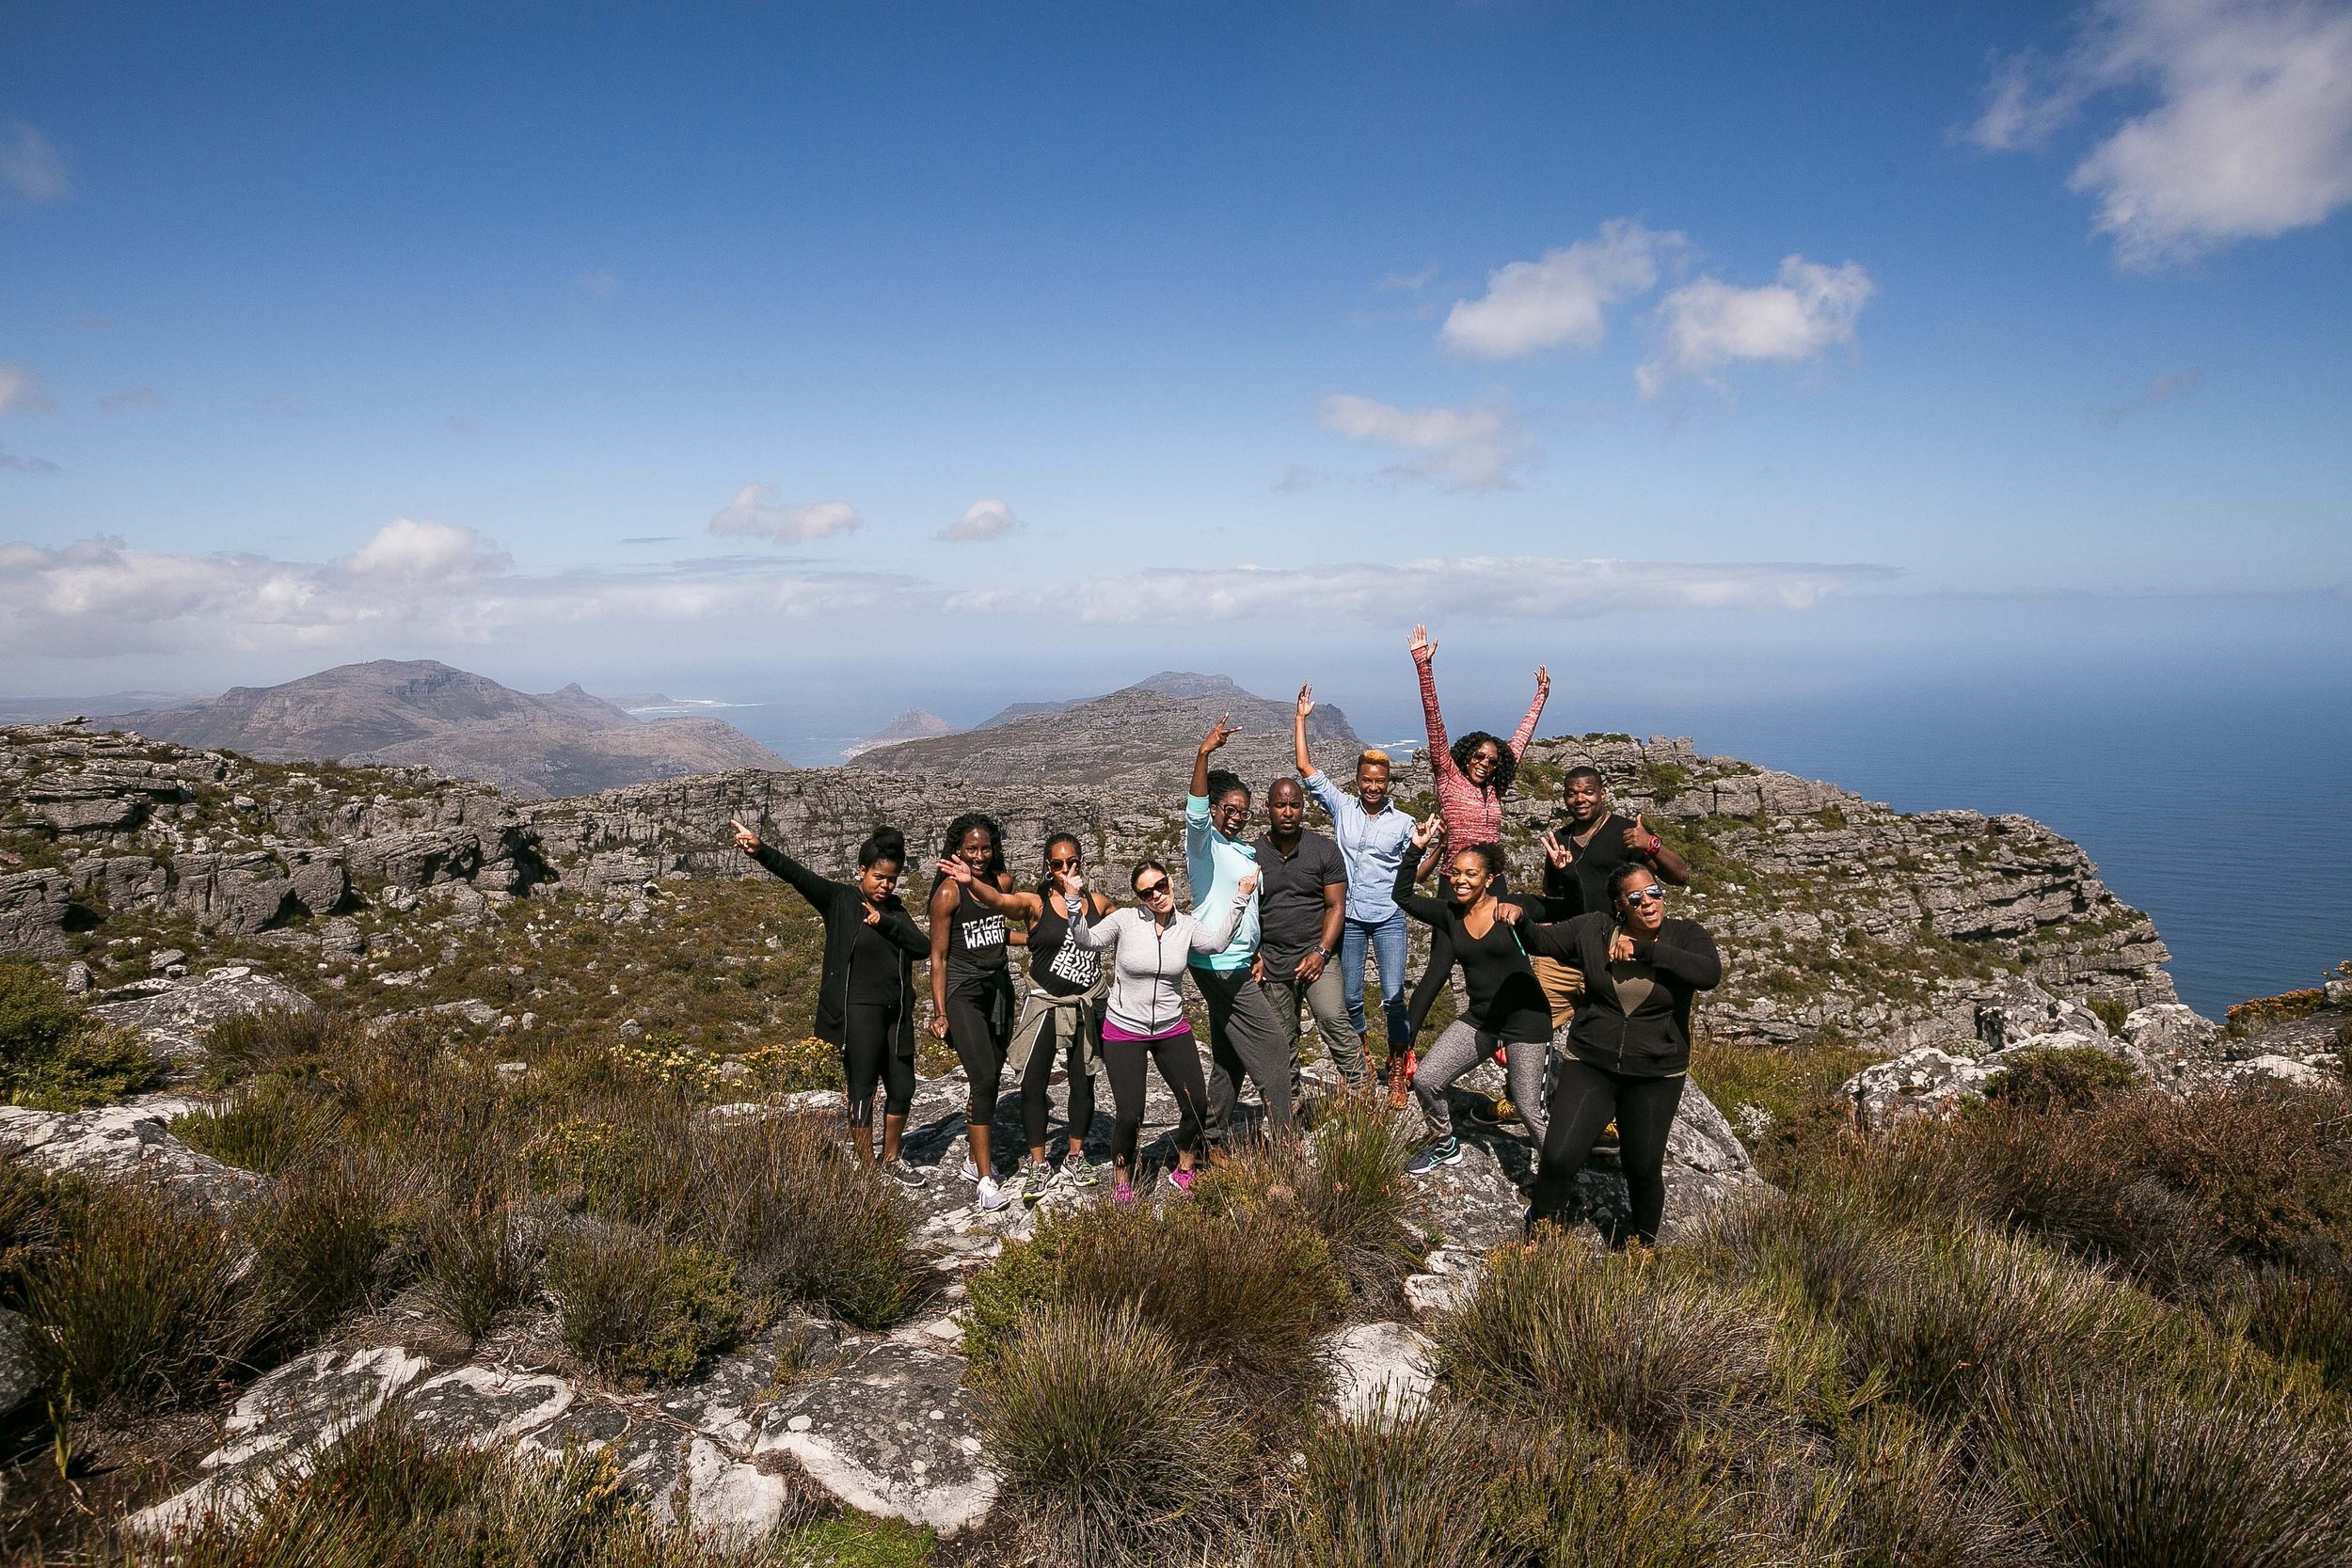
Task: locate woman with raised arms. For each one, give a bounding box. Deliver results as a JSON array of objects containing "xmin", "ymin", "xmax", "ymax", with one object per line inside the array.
[
  {"xmin": 732, "ymin": 817, "xmax": 931, "ymax": 1187},
  {"xmin": 936, "ymin": 832, "xmax": 1116, "ymax": 1200}
]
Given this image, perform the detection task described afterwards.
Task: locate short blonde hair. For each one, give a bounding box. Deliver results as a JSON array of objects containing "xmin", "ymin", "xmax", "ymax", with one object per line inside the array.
[{"xmin": 1357, "ymin": 749, "xmax": 1392, "ymax": 770}]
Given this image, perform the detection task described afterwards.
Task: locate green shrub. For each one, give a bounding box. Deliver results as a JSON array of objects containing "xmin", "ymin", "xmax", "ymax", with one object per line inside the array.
[
  {"xmin": 966, "ymin": 1199, "xmax": 1346, "ymax": 1424},
  {"xmin": 1426, "ymin": 1237, "xmax": 1813, "ymax": 1454},
  {"xmin": 969, "ymin": 1302, "xmax": 1248, "ymax": 1567},
  {"xmin": 0, "ymin": 960, "xmax": 163, "ymax": 1110},
  {"xmin": 2088, "ymin": 997, "xmax": 2133, "ymax": 1035},
  {"xmin": 171, "ymin": 1076, "xmax": 342, "ymax": 1174},
  {"xmin": 1476, "ymin": 1421, "xmax": 1770, "ymax": 1568},
  {"xmin": 1836, "ymin": 1219, "xmax": 2163, "ymax": 1418},
  {"xmin": 1827, "ymin": 1406, "xmax": 2028, "ymax": 1568},
  {"xmin": 21, "ymin": 1179, "xmax": 261, "ymax": 1411},
  {"xmin": 2241, "ymin": 1265, "xmax": 2352, "ymax": 1393},
  {"xmin": 1267, "ymin": 1406, "xmax": 1500, "ymax": 1568},
  {"xmin": 198, "ymin": 1004, "xmax": 346, "ymax": 1085},
  {"xmin": 419, "ymin": 1180, "xmax": 538, "ymax": 1344},
  {"xmin": 547, "ymin": 1222, "xmax": 745, "ymax": 1386},
  {"xmin": 1993, "ymin": 1371, "xmax": 2352, "ymax": 1568},
  {"xmin": 1981, "ymin": 1046, "xmax": 2139, "ymax": 1113},
  {"xmin": 1193, "ymin": 1088, "xmax": 1424, "ymax": 1304},
  {"xmin": 248, "ymin": 1148, "xmax": 398, "ymax": 1348}
]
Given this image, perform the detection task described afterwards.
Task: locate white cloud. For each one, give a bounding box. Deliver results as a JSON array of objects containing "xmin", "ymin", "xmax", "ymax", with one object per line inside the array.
[
  {"xmin": 1313, "ymin": 394, "xmax": 1534, "ymax": 492},
  {"xmin": 2098, "ymin": 367, "xmax": 2204, "ymax": 424},
  {"xmin": 0, "ymin": 528, "xmax": 918, "ymax": 657},
  {"xmin": 0, "ymin": 123, "xmax": 70, "ymax": 205},
  {"xmin": 947, "ymin": 557, "xmax": 1897, "ymax": 625},
  {"xmin": 1440, "ymin": 220, "xmax": 1682, "ymax": 358},
  {"xmin": 941, "ymin": 499, "xmax": 1019, "ymax": 542},
  {"xmin": 707, "ymin": 486, "xmax": 863, "ymax": 544},
  {"xmin": 0, "ymin": 443, "xmax": 61, "ymax": 474},
  {"xmin": 96, "ymin": 388, "xmax": 164, "ymax": 413},
  {"xmin": 1637, "ymin": 257, "xmax": 1875, "ymax": 396},
  {"xmin": 1971, "ymin": 0, "xmax": 2352, "ymax": 264},
  {"xmin": 344, "ymin": 518, "xmax": 511, "ymax": 584},
  {"xmin": 0, "ymin": 365, "xmax": 54, "ymax": 416}
]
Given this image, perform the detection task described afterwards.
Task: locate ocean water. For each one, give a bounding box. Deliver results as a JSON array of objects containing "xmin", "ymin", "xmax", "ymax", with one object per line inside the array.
[{"xmin": 1523, "ymin": 680, "xmax": 2352, "ymax": 1022}]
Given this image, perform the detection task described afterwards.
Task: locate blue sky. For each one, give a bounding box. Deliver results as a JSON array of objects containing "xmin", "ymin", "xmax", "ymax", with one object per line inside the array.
[{"xmin": 2, "ymin": 0, "xmax": 2348, "ymax": 724}]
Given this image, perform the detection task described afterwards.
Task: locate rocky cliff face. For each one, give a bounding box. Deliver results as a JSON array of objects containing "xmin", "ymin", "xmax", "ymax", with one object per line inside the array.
[{"xmin": 2, "ymin": 717, "xmax": 2177, "ymax": 1058}]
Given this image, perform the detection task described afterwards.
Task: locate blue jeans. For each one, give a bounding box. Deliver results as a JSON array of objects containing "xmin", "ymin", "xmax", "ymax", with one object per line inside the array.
[{"xmin": 1340, "ymin": 911, "xmax": 1411, "ymax": 1051}]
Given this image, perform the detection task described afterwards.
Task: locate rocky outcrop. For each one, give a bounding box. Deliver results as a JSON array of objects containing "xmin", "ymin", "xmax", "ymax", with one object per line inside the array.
[
  {"xmin": 0, "ymin": 1096, "xmax": 261, "ymax": 1209},
  {"xmin": 89, "ymin": 966, "xmax": 316, "ymax": 1057},
  {"xmin": 0, "ymin": 867, "xmax": 71, "ymax": 958}
]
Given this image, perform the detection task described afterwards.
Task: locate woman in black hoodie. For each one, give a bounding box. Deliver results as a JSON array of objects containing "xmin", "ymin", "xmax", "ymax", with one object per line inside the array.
[
  {"xmin": 733, "ymin": 817, "xmax": 932, "ymax": 1187},
  {"xmin": 1506, "ymin": 859, "xmax": 1721, "ymax": 1245}
]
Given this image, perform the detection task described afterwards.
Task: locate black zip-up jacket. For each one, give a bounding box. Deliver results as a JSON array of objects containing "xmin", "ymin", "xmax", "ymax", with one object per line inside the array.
[
  {"xmin": 752, "ymin": 844, "xmax": 930, "ymax": 1052},
  {"xmin": 1519, "ymin": 910, "xmax": 1721, "ymax": 1075}
]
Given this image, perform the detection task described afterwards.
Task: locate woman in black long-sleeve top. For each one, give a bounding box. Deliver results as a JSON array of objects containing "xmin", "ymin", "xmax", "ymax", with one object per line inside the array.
[
  {"xmin": 1391, "ymin": 814, "xmax": 1553, "ymax": 1174},
  {"xmin": 1509, "ymin": 859, "xmax": 1722, "ymax": 1244},
  {"xmin": 732, "ymin": 817, "xmax": 932, "ymax": 1186}
]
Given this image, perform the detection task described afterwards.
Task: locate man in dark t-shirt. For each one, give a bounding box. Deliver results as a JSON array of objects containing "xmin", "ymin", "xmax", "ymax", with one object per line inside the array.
[
  {"xmin": 1535, "ymin": 767, "xmax": 1695, "ymax": 1025},
  {"xmin": 1254, "ymin": 777, "xmax": 1367, "ymax": 1100}
]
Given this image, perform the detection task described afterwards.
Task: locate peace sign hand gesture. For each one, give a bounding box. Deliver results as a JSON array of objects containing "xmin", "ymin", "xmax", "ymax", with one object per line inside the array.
[
  {"xmin": 1539, "ymin": 830, "xmax": 1572, "ymax": 870},
  {"xmin": 1411, "ymin": 811, "xmax": 1444, "ymax": 850},
  {"xmin": 1199, "ymin": 715, "xmax": 1238, "ymax": 754}
]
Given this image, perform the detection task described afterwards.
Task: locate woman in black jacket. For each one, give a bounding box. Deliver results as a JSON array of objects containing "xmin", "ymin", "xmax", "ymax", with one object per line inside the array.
[
  {"xmin": 733, "ymin": 817, "xmax": 932, "ymax": 1187},
  {"xmin": 1507, "ymin": 860, "xmax": 1722, "ymax": 1245}
]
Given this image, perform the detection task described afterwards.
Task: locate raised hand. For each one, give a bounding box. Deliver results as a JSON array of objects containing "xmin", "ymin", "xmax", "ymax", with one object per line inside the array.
[
  {"xmin": 1622, "ymin": 814, "xmax": 1659, "ymax": 857},
  {"xmin": 1534, "ymin": 664, "xmax": 1550, "ymax": 696},
  {"xmin": 1056, "ymin": 865, "xmax": 1088, "ymax": 899},
  {"xmin": 1200, "ymin": 714, "xmax": 1238, "ymax": 754},
  {"xmin": 1539, "ymin": 830, "xmax": 1572, "ymax": 870},
  {"xmin": 935, "ymin": 856, "xmax": 972, "ymax": 884},
  {"xmin": 730, "ymin": 817, "xmax": 762, "ymax": 855},
  {"xmin": 1295, "ymin": 683, "xmax": 1314, "ymax": 721},
  {"xmin": 1411, "ymin": 812, "xmax": 1444, "ymax": 849},
  {"xmin": 1408, "ymin": 625, "xmax": 1435, "ymax": 658}
]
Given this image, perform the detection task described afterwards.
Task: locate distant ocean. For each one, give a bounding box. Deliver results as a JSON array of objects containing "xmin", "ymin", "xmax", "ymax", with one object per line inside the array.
[{"xmin": 738, "ymin": 671, "xmax": 2348, "ymax": 1022}]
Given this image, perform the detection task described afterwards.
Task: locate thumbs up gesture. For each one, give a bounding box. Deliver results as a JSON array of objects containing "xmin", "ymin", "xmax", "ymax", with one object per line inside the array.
[{"xmin": 1622, "ymin": 814, "xmax": 1661, "ymax": 859}]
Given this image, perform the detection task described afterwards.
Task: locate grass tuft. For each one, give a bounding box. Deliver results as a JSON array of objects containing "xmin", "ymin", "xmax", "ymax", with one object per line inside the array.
[
  {"xmin": 547, "ymin": 1221, "xmax": 745, "ymax": 1386},
  {"xmin": 0, "ymin": 959, "xmax": 163, "ymax": 1111}
]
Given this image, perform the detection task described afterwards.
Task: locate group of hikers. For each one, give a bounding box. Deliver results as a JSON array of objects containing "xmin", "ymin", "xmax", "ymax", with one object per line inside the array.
[{"xmin": 728, "ymin": 626, "xmax": 1721, "ymax": 1245}]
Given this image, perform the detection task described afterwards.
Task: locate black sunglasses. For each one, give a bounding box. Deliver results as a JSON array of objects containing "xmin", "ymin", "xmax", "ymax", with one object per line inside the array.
[
  {"xmin": 1134, "ymin": 879, "xmax": 1171, "ymax": 897},
  {"xmin": 1048, "ymin": 855, "xmax": 1081, "ymax": 869}
]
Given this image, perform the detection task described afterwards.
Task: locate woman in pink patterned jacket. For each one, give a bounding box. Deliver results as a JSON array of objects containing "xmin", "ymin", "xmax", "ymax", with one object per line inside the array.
[{"xmin": 1409, "ymin": 624, "xmax": 1549, "ymax": 889}]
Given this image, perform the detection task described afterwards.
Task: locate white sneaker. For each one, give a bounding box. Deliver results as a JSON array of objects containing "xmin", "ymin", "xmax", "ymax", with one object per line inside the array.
[
  {"xmin": 976, "ymin": 1175, "xmax": 1010, "ymax": 1212},
  {"xmin": 961, "ymin": 1157, "xmax": 979, "ymax": 1183}
]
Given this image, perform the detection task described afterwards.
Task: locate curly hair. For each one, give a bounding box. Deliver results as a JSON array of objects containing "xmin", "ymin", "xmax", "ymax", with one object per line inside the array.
[
  {"xmin": 934, "ymin": 812, "xmax": 1007, "ymax": 892},
  {"xmin": 1449, "ymin": 730, "xmax": 1518, "ymax": 798}
]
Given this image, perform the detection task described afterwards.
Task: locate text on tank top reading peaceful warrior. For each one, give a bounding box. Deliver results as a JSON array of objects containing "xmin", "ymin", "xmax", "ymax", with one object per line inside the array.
[{"xmin": 948, "ymin": 882, "xmax": 1008, "ymax": 972}]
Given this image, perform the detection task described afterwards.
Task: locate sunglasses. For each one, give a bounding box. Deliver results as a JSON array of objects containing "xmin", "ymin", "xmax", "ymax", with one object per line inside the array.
[
  {"xmin": 1134, "ymin": 879, "xmax": 1171, "ymax": 898},
  {"xmin": 1620, "ymin": 886, "xmax": 1666, "ymax": 907},
  {"xmin": 1048, "ymin": 855, "xmax": 1081, "ymax": 869}
]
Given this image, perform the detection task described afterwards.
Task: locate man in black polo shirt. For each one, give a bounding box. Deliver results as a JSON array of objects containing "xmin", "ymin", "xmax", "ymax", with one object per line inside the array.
[
  {"xmin": 1539, "ymin": 767, "xmax": 1694, "ymax": 919},
  {"xmin": 1253, "ymin": 776, "xmax": 1366, "ymax": 1101}
]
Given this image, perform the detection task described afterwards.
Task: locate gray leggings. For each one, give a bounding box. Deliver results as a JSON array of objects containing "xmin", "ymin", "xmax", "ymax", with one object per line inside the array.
[{"xmin": 1413, "ymin": 1021, "xmax": 1549, "ymax": 1145}]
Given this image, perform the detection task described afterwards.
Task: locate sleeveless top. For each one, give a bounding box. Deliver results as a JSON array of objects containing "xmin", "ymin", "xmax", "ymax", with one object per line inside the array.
[
  {"xmin": 1027, "ymin": 893, "xmax": 1104, "ymax": 995},
  {"xmin": 946, "ymin": 880, "xmax": 1009, "ymax": 976}
]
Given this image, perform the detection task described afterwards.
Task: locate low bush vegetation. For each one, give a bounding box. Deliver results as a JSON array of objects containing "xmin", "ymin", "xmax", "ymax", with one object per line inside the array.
[
  {"xmin": 1981, "ymin": 1043, "xmax": 2141, "ymax": 1111},
  {"xmin": 547, "ymin": 1221, "xmax": 746, "ymax": 1385},
  {"xmin": 1191, "ymin": 1087, "xmax": 1425, "ymax": 1304},
  {"xmin": 0, "ymin": 959, "xmax": 163, "ymax": 1110}
]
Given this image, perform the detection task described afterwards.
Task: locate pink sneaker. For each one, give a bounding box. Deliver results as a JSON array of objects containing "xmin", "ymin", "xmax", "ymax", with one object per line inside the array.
[
  {"xmin": 1112, "ymin": 1177, "xmax": 1136, "ymax": 1206},
  {"xmin": 1168, "ymin": 1167, "xmax": 1196, "ymax": 1196}
]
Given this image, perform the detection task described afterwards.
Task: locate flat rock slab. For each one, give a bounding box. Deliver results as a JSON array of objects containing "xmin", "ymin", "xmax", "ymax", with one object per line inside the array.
[
  {"xmin": 1326, "ymin": 1321, "xmax": 1436, "ymax": 1422},
  {"xmin": 756, "ymin": 1338, "xmax": 997, "ymax": 1537},
  {"xmin": 0, "ymin": 1098, "xmax": 260, "ymax": 1209},
  {"xmin": 90, "ymin": 965, "xmax": 315, "ymax": 1057}
]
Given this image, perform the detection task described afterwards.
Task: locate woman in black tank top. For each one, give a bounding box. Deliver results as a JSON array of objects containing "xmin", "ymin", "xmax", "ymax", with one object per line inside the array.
[
  {"xmin": 946, "ymin": 832, "xmax": 1118, "ymax": 1195},
  {"xmin": 929, "ymin": 813, "xmax": 1020, "ymax": 1209}
]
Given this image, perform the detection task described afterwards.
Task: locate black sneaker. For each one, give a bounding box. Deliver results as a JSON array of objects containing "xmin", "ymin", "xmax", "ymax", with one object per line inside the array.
[{"xmin": 1406, "ymin": 1137, "xmax": 1464, "ymax": 1176}]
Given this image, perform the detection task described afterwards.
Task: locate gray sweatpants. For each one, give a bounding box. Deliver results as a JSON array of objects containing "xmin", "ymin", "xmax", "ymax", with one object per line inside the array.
[
  {"xmin": 1413, "ymin": 1021, "xmax": 1549, "ymax": 1145},
  {"xmin": 1261, "ymin": 964, "xmax": 1371, "ymax": 1095},
  {"xmin": 1191, "ymin": 964, "xmax": 1295, "ymax": 1141}
]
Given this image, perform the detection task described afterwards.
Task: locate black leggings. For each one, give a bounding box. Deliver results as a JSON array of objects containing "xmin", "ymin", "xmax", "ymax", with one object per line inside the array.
[
  {"xmin": 841, "ymin": 1002, "xmax": 916, "ymax": 1124},
  {"xmin": 1528, "ymin": 1057, "xmax": 1686, "ymax": 1244},
  {"xmin": 1020, "ymin": 1010, "xmax": 1099, "ymax": 1149},
  {"xmin": 944, "ymin": 969, "xmax": 1011, "ymax": 1127},
  {"xmin": 1103, "ymin": 1028, "xmax": 1210, "ymax": 1170}
]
